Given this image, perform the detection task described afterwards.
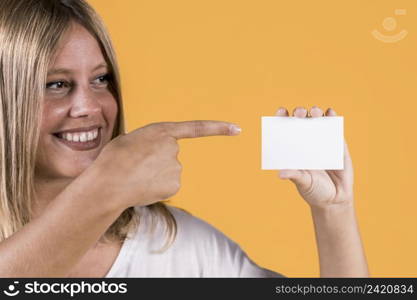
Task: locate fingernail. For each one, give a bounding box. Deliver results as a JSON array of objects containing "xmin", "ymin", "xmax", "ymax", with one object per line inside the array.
[
  {"xmin": 230, "ymin": 124, "xmax": 242, "ymax": 135},
  {"xmin": 294, "ymin": 107, "xmax": 307, "ymax": 117},
  {"xmin": 277, "ymin": 107, "xmax": 286, "ymax": 114}
]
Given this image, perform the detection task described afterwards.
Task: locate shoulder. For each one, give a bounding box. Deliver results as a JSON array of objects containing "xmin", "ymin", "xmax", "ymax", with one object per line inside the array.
[
  {"xmin": 163, "ymin": 205, "xmax": 249, "ymax": 266},
  {"xmin": 132, "ymin": 204, "xmax": 231, "ymax": 242},
  {"xmin": 165, "ymin": 204, "xmax": 234, "ymax": 246},
  {"xmin": 164, "ymin": 205, "xmax": 247, "ymax": 273},
  {"xmin": 131, "ymin": 204, "xmax": 284, "ymax": 277},
  {"xmin": 133, "ymin": 203, "xmax": 238, "ymax": 252},
  {"xmin": 164, "ymin": 205, "xmax": 284, "ymax": 277}
]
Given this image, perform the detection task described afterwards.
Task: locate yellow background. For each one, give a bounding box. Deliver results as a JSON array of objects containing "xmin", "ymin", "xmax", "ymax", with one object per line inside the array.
[{"xmin": 88, "ymin": 0, "xmax": 417, "ymax": 277}]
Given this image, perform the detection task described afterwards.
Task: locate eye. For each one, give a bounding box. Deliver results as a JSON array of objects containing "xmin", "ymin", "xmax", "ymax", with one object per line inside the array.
[
  {"xmin": 46, "ymin": 81, "xmax": 70, "ymax": 90},
  {"xmin": 93, "ymin": 73, "xmax": 110, "ymax": 86}
]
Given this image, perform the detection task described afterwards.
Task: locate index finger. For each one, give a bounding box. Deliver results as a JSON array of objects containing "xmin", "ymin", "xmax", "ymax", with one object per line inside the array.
[{"xmin": 161, "ymin": 120, "xmax": 242, "ymax": 139}]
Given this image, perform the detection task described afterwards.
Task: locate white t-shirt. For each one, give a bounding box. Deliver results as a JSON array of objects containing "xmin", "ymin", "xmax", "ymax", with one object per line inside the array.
[{"xmin": 105, "ymin": 204, "xmax": 284, "ymax": 277}]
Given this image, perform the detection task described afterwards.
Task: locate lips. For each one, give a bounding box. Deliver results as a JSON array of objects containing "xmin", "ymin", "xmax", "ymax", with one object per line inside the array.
[
  {"xmin": 52, "ymin": 127, "xmax": 102, "ymax": 151},
  {"xmin": 53, "ymin": 125, "xmax": 101, "ymax": 135}
]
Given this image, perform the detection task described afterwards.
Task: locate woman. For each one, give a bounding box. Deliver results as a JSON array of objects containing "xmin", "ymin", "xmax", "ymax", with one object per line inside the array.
[{"xmin": 0, "ymin": 0, "xmax": 368, "ymax": 277}]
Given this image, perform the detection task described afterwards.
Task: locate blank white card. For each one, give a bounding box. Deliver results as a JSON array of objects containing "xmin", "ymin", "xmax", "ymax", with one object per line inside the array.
[{"xmin": 261, "ymin": 116, "xmax": 344, "ymax": 170}]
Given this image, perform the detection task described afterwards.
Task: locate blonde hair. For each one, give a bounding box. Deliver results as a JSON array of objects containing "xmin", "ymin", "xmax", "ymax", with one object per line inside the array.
[{"xmin": 0, "ymin": 0, "xmax": 177, "ymax": 251}]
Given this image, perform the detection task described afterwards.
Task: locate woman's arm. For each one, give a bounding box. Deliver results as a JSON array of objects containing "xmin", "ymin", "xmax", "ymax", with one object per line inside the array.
[
  {"xmin": 0, "ymin": 120, "xmax": 238, "ymax": 277},
  {"xmin": 311, "ymin": 203, "xmax": 368, "ymax": 277},
  {"xmin": 277, "ymin": 106, "xmax": 369, "ymax": 277},
  {"xmin": 0, "ymin": 166, "xmax": 124, "ymax": 277}
]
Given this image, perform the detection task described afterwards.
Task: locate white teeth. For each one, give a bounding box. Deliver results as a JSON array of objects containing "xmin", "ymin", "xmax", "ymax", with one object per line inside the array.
[
  {"xmin": 58, "ymin": 128, "xmax": 99, "ymax": 143},
  {"xmin": 80, "ymin": 132, "xmax": 87, "ymax": 142}
]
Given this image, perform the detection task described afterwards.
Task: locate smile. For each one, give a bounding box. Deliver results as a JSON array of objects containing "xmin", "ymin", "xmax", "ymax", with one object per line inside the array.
[{"xmin": 53, "ymin": 128, "xmax": 102, "ymax": 151}]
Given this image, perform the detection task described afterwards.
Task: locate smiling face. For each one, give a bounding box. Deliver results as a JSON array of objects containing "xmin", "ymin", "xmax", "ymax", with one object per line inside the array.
[{"xmin": 35, "ymin": 22, "xmax": 118, "ymax": 180}]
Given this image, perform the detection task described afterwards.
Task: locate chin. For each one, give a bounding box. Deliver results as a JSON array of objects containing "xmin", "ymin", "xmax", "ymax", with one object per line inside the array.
[
  {"xmin": 36, "ymin": 133, "xmax": 109, "ymax": 180},
  {"xmin": 62, "ymin": 158, "xmax": 98, "ymax": 177},
  {"xmin": 36, "ymin": 156, "xmax": 98, "ymax": 180}
]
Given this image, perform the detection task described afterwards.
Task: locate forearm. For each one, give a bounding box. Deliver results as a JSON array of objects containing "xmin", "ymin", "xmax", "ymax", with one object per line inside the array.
[
  {"xmin": 0, "ymin": 168, "xmax": 125, "ymax": 277},
  {"xmin": 311, "ymin": 202, "xmax": 369, "ymax": 277}
]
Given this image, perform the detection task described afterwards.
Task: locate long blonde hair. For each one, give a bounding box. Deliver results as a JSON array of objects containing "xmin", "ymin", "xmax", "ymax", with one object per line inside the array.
[{"xmin": 0, "ymin": 0, "xmax": 177, "ymax": 251}]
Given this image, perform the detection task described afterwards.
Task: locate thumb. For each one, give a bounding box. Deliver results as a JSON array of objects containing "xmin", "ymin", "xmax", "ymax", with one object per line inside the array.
[{"xmin": 278, "ymin": 169, "xmax": 312, "ymax": 192}]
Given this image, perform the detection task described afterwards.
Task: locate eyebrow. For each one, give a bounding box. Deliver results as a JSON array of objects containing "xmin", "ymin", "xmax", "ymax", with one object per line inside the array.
[{"xmin": 47, "ymin": 62, "xmax": 108, "ymax": 76}]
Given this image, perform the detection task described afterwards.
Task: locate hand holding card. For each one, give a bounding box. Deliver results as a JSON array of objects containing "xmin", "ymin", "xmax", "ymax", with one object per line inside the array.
[{"xmin": 263, "ymin": 106, "xmax": 353, "ymax": 208}]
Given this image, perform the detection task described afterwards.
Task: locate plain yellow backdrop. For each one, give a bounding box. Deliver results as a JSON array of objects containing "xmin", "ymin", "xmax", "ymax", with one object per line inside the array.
[{"xmin": 88, "ymin": 0, "xmax": 417, "ymax": 277}]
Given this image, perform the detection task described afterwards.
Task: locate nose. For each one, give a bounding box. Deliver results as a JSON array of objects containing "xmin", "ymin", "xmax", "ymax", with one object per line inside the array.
[{"xmin": 69, "ymin": 85, "xmax": 102, "ymax": 118}]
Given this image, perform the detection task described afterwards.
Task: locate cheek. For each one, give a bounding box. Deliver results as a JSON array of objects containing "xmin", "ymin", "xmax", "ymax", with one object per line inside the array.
[
  {"xmin": 101, "ymin": 95, "xmax": 118, "ymax": 133},
  {"xmin": 39, "ymin": 102, "xmax": 68, "ymax": 135},
  {"xmin": 35, "ymin": 103, "xmax": 68, "ymax": 173}
]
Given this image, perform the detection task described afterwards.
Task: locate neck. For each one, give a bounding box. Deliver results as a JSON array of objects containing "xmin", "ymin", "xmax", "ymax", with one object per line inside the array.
[{"xmin": 33, "ymin": 176, "xmax": 73, "ymax": 219}]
